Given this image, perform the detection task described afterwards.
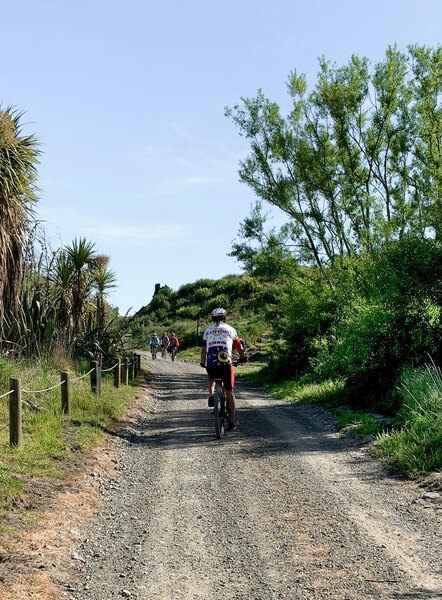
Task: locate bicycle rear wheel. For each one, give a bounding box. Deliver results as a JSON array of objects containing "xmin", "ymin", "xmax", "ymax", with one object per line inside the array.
[{"xmin": 214, "ymin": 390, "xmax": 225, "ymax": 439}]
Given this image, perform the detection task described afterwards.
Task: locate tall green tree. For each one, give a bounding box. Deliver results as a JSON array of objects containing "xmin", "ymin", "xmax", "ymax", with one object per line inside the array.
[
  {"xmin": 0, "ymin": 108, "xmax": 39, "ymax": 335},
  {"xmin": 226, "ymin": 45, "xmax": 441, "ymax": 270}
]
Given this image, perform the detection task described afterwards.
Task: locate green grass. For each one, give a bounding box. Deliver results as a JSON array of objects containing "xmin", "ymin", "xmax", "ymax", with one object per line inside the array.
[
  {"xmin": 248, "ymin": 369, "xmax": 346, "ymax": 408},
  {"xmin": 177, "ymin": 346, "xmax": 200, "ymax": 362},
  {"xmin": 374, "ymin": 364, "xmax": 442, "ymax": 476},
  {"xmin": 0, "ymin": 357, "xmax": 135, "ymax": 521},
  {"xmin": 334, "ymin": 410, "xmax": 383, "ymax": 436},
  {"xmin": 0, "ymin": 472, "xmax": 25, "ymax": 513}
]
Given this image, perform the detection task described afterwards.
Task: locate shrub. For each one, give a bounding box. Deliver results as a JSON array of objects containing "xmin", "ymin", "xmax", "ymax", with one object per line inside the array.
[{"xmin": 375, "ymin": 364, "xmax": 442, "ymax": 475}]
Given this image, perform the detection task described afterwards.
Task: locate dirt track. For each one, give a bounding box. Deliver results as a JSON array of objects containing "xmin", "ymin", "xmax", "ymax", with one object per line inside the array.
[{"xmin": 57, "ymin": 355, "xmax": 442, "ymax": 599}]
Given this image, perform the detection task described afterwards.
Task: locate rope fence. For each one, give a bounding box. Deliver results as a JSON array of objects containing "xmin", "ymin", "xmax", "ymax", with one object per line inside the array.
[
  {"xmin": 101, "ymin": 362, "xmax": 119, "ymax": 373},
  {"xmin": 23, "ymin": 381, "xmax": 64, "ymax": 393},
  {"xmin": 70, "ymin": 367, "xmax": 95, "ymax": 382},
  {"xmin": 0, "ymin": 353, "xmax": 141, "ymax": 447}
]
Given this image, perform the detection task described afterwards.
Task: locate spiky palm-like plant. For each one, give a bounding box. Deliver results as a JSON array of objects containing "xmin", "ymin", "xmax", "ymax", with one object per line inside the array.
[
  {"xmin": 0, "ymin": 108, "xmax": 39, "ymax": 335},
  {"xmin": 64, "ymin": 238, "xmax": 97, "ymax": 340},
  {"xmin": 93, "ymin": 255, "xmax": 117, "ymax": 332},
  {"xmin": 51, "ymin": 250, "xmax": 74, "ymax": 333}
]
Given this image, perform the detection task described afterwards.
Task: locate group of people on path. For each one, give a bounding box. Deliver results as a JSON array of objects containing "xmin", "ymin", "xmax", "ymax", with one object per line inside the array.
[{"xmin": 149, "ymin": 331, "xmax": 180, "ymax": 358}]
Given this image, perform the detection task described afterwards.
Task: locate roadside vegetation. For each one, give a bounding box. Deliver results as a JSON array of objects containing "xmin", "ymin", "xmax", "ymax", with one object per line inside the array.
[
  {"xmin": 2, "ymin": 42, "xmax": 442, "ymax": 529},
  {"xmin": 0, "ymin": 107, "xmax": 137, "ymax": 529},
  {"xmin": 0, "ymin": 354, "xmax": 136, "ymax": 531},
  {"xmin": 374, "ymin": 365, "xmax": 442, "ymax": 476},
  {"xmin": 130, "ymin": 44, "xmax": 442, "ymax": 478}
]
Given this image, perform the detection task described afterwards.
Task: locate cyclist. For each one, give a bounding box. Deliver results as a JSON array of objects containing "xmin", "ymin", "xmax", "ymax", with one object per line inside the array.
[
  {"xmin": 150, "ymin": 332, "xmax": 160, "ymax": 358},
  {"xmin": 160, "ymin": 332, "xmax": 169, "ymax": 358},
  {"xmin": 168, "ymin": 332, "xmax": 180, "ymax": 356},
  {"xmin": 200, "ymin": 307, "xmax": 246, "ymax": 430}
]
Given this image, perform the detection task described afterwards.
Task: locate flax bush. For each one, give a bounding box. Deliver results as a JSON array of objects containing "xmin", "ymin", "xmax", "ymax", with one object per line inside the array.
[{"xmin": 375, "ymin": 365, "xmax": 442, "ymax": 475}]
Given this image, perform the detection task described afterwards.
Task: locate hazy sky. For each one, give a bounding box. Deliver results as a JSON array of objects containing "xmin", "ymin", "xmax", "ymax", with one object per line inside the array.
[{"xmin": 2, "ymin": 0, "xmax": 442, "ymax": 313}]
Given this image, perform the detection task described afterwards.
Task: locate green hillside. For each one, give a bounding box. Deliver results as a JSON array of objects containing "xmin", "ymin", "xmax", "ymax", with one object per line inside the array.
[{"xmin": 129, "ymin": 273, "xmax": 278, "ymax": 351}]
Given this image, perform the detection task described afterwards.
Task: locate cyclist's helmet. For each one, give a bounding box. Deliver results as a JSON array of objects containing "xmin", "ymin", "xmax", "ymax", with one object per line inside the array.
[
  {"xmin": 211, "ymin": 307, "xmax": 227, "ymax": 322},
  {"xmin": 171, "ymin": 332, "xmax": 176, "ymax": 336}
]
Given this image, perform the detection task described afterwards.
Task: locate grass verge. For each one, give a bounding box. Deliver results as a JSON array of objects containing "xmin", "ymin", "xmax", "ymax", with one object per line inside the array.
[
  {"xmin": 247, "ymin": 368, "xmax": 392, "ymax": 438},
  {"xmin": 247, "ymin": 368, "xmax": 346, "ymax": 408},
  {"xmin": 0, "ymin": 357, "xmax": 135, "ymax": 523},
  {"xmin": 374, "ymin": 364, "xmax": 442, "ymax": 477},
  {"xmin": 334, "ymin": 410, "xmax": 383, "ymax": 436}
]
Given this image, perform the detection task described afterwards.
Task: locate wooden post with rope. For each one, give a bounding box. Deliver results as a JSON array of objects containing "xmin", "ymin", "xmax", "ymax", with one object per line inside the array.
[
  {"xmin": 9, "ymin": 378, "xmax": 22, "ymax": 447},
  {"xmin": 90, "ymin": 361, "xmax": 100, "ymax": 395},
  {"xmin": 114, "ymin": 358, "xmax": 121, "ymax": 388},
  {"xmin": 122, "ymin": 359, "xmax": 129, "ymax": 385},
  {"xmin": 61, "ymin": 371, "xmax": 71, "ymax": 414}
]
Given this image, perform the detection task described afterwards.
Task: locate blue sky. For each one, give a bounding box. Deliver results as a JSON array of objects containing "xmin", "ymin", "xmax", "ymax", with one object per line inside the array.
[{"xmin": 2, "ymin": 0, "xmax": 442, "ymax": 314}]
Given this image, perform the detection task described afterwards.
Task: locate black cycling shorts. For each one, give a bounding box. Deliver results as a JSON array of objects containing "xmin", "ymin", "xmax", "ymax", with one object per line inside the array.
[{"xmin": 206, "ymin": 364, "xmax": 234, "ymax": 391}]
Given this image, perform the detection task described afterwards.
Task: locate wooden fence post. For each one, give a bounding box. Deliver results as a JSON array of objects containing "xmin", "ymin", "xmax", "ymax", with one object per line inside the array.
[
  {"xmin": 61, "ymin": 371, "xmax": 71, "ymax": 414},
  {"xmin": 90, "ymin": 360, "xmax": 101, "ymax": 395},
  {"xmin": 129, "ymin": 355, "xmax": 135, "ymax": 380},
  {"xmin": 9, "ymin": 378, "xmax": 22, "ymax": 447},
  {"xmin": 137, "ymin": 354, "xmax": 141, "ymax": 371},
  {"xmin": 133, "ymin": 353, "xmax": 138, "ymax": 377},
  {"xmin": 114, "ymin": 358, "xmax": 121, "ymax": 388},
  {"xmin": 98, "ymin": 362, "xmax": 102, "ymax": 396},
  {"xmin": 122, "ymin": 359, "xmax": 129, "ymax": 385}
]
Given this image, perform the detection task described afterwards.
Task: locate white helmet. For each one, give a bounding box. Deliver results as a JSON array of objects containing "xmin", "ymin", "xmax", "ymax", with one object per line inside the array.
[{"xmin": 211, "ymin": 307, "xmax": 227, "ymax": 320}]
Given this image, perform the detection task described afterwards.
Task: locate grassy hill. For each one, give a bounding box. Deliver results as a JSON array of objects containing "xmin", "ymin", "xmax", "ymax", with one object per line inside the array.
[{"xmin": 129, "ymin": 273, "xmax": 279, "ymax": 352}]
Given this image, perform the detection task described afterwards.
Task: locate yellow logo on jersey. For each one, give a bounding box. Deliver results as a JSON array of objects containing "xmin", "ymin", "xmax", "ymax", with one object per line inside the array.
[{"xmin": 217, "ymin": 351, "xmax": 230, "ymax": 363}]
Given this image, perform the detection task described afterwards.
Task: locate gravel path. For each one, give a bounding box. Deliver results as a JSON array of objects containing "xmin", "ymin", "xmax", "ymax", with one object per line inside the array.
[{"xmin": 65, "ymin": 355, "xmax": 442, "ymax": 600}]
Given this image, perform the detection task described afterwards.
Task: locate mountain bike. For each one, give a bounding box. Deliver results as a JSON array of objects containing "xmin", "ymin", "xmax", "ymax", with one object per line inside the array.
[
  {"xmin": 170, "ymin": 346, "xmax": 177, "ymax": 362},
  {"xmin": 161, "ymin": 345, "xmax": 167, "ymax": 359},
  {"xmin": 151, "ymin": 346, "xmax": 158, "ymax": 360}
]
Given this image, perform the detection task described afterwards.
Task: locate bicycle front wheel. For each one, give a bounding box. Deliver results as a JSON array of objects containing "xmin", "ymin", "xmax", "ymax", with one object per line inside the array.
[{"xmin": 214, "ymin": 392, "xmax": 225, "ymax": 439}]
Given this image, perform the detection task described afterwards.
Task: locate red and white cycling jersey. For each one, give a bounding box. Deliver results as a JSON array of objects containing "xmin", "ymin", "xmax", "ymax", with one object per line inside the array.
[{"xmin": 202, "ymin": 322, "xmax": 240, "ymax": 367}]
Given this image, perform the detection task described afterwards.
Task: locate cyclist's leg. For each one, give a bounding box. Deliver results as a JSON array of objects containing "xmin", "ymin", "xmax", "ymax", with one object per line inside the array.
[
  {"xmin": 223, "ymin": 366, "xmax": 236, "ymax": 425},
  {"xmin": 226, "ymin": 390, "xmax": 236, "ymax": 424},
  {"xmin": 206, "ymin": 366, "xmax": 219, "ymax": 407},
  {"xmin": 207, "ymin": 377, "xmax": 216, "ymax": 396}
]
